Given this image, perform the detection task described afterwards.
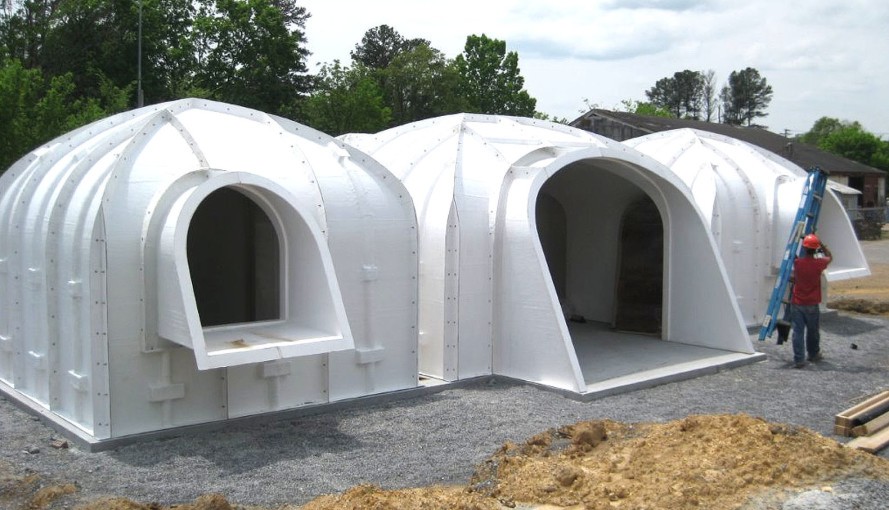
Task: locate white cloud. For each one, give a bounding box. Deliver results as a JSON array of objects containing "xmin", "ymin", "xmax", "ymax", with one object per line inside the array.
[{"xmin": 298, "ymin": 0, "xmax": 889, "ymax": 136}]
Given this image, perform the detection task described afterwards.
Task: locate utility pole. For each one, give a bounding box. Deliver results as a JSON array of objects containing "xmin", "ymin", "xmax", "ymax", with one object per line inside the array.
[{"xmin": 137, "ymin": 0, "xmax": 144, "ymax": 107}]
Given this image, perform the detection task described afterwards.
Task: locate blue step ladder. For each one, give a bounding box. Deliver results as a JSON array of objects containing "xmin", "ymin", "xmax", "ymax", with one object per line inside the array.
[{"xmin": 758, "ymin": 167, "xmax": 829, "ymax": 342}]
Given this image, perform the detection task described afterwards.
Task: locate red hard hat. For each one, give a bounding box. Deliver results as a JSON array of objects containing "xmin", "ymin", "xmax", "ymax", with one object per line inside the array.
[{"xmin": 802, "ymin": 233, "xmax": 821, "ymax": 249}]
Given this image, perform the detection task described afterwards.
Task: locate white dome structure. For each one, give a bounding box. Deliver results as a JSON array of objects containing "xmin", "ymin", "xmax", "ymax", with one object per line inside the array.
[
  {"xmin": 344, "ymin": 115, "xmax": 763, "ymax": 395},
  {"xmin": 0, "ymin": 99, "xmax": 418, "ymax": 445},
  {"xmin": 625, "ymin": 129, "xmax": 869, "ymax": 327}
]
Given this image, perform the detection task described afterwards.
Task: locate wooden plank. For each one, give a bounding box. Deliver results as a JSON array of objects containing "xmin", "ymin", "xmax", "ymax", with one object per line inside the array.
[
  {"xmin": 835, "ymin": 424, "xmax": 853, "ymax": 437},
  {"xmin": 851, "ymin": 411, "xmax": 889, "ymax": 437},
  {"xmin": 835, "ymin": 391, "xmax": 889, "ymax": 428},
  {"xmin": 851, "ymin": 399, "xmax": 889, "ymax": 429},
  {"xmin": 846, "ymin": 425, "xmax": 889, "ymax": 454},
  {"xmin": 836, "ymin": 391, "xmax": 889, "ymax": 426}
]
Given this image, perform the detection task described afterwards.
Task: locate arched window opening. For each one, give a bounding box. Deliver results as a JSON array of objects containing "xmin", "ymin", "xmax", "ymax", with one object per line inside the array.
[{"xmin": 187, "ymin": 187, "xmax": 280, "ymax": 327}]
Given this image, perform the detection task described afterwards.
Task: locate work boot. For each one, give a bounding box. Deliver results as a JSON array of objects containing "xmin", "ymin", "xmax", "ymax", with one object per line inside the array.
[
  {"xmin": 808, "ymin": 352, "xmax": 823, "ymax": 362},
  {"xmin": 793, "ymin": 361, "xmax": 806, "ymax": 369}
]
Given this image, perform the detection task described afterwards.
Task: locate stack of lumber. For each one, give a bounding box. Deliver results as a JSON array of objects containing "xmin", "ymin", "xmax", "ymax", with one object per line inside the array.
[{"xmin": 835, "ymin": 390, "xmax": 889, "ymax": 453}]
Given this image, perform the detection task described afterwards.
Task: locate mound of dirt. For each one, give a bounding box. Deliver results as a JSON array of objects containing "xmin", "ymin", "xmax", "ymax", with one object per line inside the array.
[
  {"xmin": 298, "ymin": 415, "xmax": 889, "ymax": 510},
  {"xmin": 7, "ymin": 415, "xmax": 889, "ymax": 510},
  {"xmin": 0, "ymin": 460, "xmax": 76, "ymax": 510}
]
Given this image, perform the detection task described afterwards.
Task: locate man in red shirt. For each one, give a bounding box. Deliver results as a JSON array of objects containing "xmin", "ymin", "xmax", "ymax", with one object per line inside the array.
[{"xmin": 791, "ymin": 233, "xmax": 833, "ymax": 368}]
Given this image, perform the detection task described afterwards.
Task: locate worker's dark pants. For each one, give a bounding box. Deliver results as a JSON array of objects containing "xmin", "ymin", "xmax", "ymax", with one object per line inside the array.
[{"xmin": 791, "ymin": 304, "xmax": 821, "ymax": 363}]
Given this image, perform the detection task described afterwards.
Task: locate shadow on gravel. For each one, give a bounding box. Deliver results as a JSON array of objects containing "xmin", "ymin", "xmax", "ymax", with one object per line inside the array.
[
  {"xmin": 797, "ymin": 361, "xmax": 886, "ymax": 374},
  {"xmin": 821, "ymin": 313, "xmax": 883, "ymax": 336},
  {"xmin": 107, "ymin": 414, "xmax": 362, "ymax": 474},
  {"xmin": 104, "ymin": 389, "xmax": 470, "ymax": 474}
]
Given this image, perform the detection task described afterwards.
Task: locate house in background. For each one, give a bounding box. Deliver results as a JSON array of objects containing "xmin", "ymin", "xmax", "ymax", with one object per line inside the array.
[{"xmin": 571, "ymin": 110, "xmax": 886, "ymax": 238}]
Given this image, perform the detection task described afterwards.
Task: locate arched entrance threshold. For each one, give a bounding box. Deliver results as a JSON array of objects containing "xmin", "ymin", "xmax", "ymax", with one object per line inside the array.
[
  {"xmin": 187, "ymin": 187, "xmax": 280, "ymax": 327},
  {"xmin": 614, "ymin": 197, "xmax": 663, "ymax": 334}
]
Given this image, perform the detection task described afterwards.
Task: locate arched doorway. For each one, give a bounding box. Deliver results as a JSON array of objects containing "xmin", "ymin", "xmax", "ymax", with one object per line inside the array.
[
  {"xmin": 187, "ymin": 187, "xmax": 280, "ymax": 327},
  {"xmin": 613, "ymin": 196, "xmax": 663, "ymax": 335}
]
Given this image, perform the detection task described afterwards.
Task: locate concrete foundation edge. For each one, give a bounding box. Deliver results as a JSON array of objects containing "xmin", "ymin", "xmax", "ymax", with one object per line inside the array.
[{"xmin": 1, "ymin": 351, "xmax": 768, "ymax": 452}]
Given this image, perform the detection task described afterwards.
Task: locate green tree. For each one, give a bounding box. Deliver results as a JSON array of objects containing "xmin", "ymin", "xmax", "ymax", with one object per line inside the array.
[
  {"xmin": 820, "ymin": 125, "xmax": 888, "ymax": 171},
  {"xmin": 0, "ymin": 57, "xmax": 42, "ymax": 168},
  {"xmin": 0, "ymin": 57, "xmax": 128, "ymax": 172},
  {"xmin": 532, "ymin": 111, "xmax": 568, "ymax": 123},
  {"xmin": 701, "ymin": 69, "xmax": 717, "ymax": 122},
  {"xmin": 350, "ymin": 24, "xmax": 429, "ymax": 70},
  {"xmin": 135, "ymin": 0, "xmax": 200, "ymax": 102},
  {"xmin": 302, "ymin": 60, "xmax": 391, "ymax": 136},
  {"xmin": 2, "ymin": 0, "xmax": 199, "ymax": 106},
  {"xmin": 645, "ymin": 76, "xmax": 675, "ymax": 114},
  {"xmin": 0, "ymin": 0, "xmax": 55, "ymax": 68},
  {"xmin": 644, "ymin": 70, "xmax": 704, "ymax": 119},
  {"xmin": 798, "ymin": 117, "xmax": 849, "ymax": 146},
  {"xmin": 455, "ymin": 34, "xmax": 536, "ymax": 116},
  {"xmin": 620, "ymin": 99, "xmax": 672, "ymax": 117},
  {"xmin": 192, "ymin": 0, "xmax": 311, "ymax": 116},
  {"xmin": 720, "ymin": 67, "xmax": 773, "ymax": 126},
  {"xmin": 383, "ymin": 42, "xmax": 464, "ymax": 126},
  {"xmin": 799, "ymin": 117, "xmax": 889, "ymax": 172}
]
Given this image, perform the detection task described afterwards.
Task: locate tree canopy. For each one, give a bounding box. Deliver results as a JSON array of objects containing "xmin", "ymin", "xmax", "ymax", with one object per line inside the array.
[
  {"xmin": 798, "ymin": 117, "xmax": 851, "ymax": 147},
  {"xmin": 384, "ymin": 42, "xmax": 465, "ymax": 125},
  {"xmin": 350, "ymin": 24, "xmax": 429, "ymax": 70},
  {"xmin": 1, "ymin": 10, "xmax": 546, "ymax": 173},
  {"xmin": 455, "ymin": 34, "xmax": 536, "ymax": 116},
  {"xmin": 645, "ymin": 70, "xmax": 704, "ymax": 119},
  {"xmin": 191, "ymin": 0, "xmax": 311, "ymax": 116},
  {"xmin": 0, "ymin": 56, "xmax": 129, "ymax": 170},
  {"xmin": 719, "ymin": 67, "xmax": 773, "ymax": 126},
  {"xmin": 642, "ymin": 68, "xmax": 773, "ymax": 126},
  {"xmin": 302, "ymin": 60, "xmax": 391, "ymax": 136},
  {"xmin": 800, "ymin": 117, "xmax": 889, "ymax": 172},
  {"xmin": 0, "ymin": 0, "xmax": 314, "ymax": 172},
  {"xmin": 303, "ymin": 27, "xmax": 538, "ymax": 132},
  {"xmin": 619, "ymin": 99, "xmax": 672, "ymax": 118}
]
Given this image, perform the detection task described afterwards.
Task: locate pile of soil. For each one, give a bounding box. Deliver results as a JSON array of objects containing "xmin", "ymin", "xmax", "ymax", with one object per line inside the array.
[
  {"xmin": 302, "ymin": 415, "xmax": 889, "ymax": 510},
  {"xmin": 17, "ymin": 414, "xmax": 882, "ymax": 510}
]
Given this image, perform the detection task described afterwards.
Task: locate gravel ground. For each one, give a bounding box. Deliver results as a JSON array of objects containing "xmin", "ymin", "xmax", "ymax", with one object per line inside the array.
[{"xmin": 2, "ymin": 308, "xmax": 889, "ymax": 509}]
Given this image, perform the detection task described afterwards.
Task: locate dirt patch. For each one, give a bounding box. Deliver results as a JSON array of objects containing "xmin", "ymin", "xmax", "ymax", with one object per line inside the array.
[
  {"xmin": 78, "ymin": 494, "xmax": 239, "ymax": 510},
  {"xmin": 277, "ymin": 415, "xmax": 889, "ymax": 509},
  {"xmin": 829, "ymin": 262, "xmax": 889, "ymax": 316},
  {"xmin": 23, "ymin": 414, "xmax": 885, "ymax": 510},
  {"xmin": 0, "ymin": 460, "xmax": 77, "ymax": 510},
  {"xmin": 465, "ymin": 414, "xmax": 889, "ymax": 509}
]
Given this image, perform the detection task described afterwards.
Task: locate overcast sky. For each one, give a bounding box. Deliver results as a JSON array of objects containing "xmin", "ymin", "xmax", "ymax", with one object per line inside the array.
[{"xmin": 298, "ymin": 0, "xmax": 888, "ymax": 137}]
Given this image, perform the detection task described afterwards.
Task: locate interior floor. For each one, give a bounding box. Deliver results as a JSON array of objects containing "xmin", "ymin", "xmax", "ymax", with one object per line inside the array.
[{"xmin": 569, "ymin": 321, "xmax": 763, "ymax": 396}]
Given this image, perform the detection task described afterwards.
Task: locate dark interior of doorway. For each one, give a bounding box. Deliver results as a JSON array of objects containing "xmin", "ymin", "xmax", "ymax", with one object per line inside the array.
[
  {"xmin": 536, "ymin": 193, "xmax": 567, "ymax": 300},
  {"xmin": 848, "ymin": 176, "xmax": 864, "ymax": 206},
  {"xmin": 187, "ymin": 187, "xmax": 280, "ymax": 327},
  {"xmin": 614, "ymin": 196, "xmax": 663, "ymax": 334}
]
